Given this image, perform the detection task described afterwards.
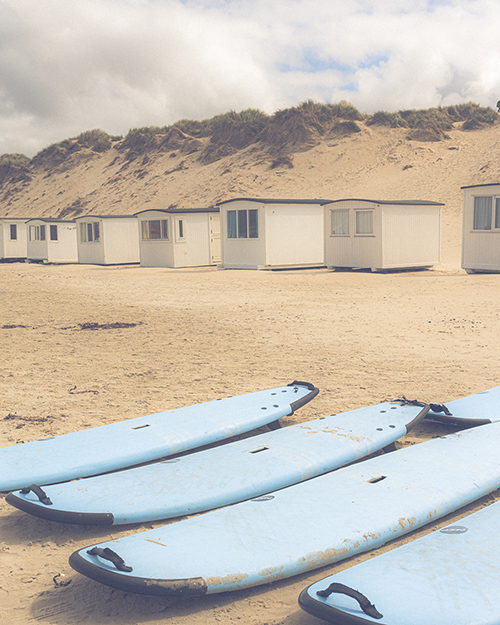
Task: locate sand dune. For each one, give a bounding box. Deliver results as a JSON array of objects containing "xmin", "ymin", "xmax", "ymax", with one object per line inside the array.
[{"xmin": 2, "ymin": 121, "xmax": 500, "ymax": 268}]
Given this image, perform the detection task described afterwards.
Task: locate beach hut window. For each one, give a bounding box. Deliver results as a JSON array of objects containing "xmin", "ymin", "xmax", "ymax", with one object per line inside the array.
[
  {"xmin": 177, "ymin": 219, "xmax": 185, "ymax": 241},
  {"xmin": 141, "ymin": 219, "xmax": 169, "ymax": 240},
  {"xmin": 227, "ymin": 209, "xmax": 258, "ymax": 239},
  {"xmin": 149, "ymin": 221, "xmax": 161, "ymax": 239},
  {"xmin": 238, "ymin": 210, "xmax": 248, "ymax": 238},
  {"xmin": 331, "ymin": 210, "xmax": 349, "ymax": 235},
  {"xmin": 50, "ymin": 225, "xmax": 58, "ymax": 241},
  {"xmin": 495, "ymin": 198, "xmax": 500, "ymax": 229},
  {"xmin": 29, "ymin": 225, "xmax": 45, "ymax": 241},
  {"xmin": 249, "ymin": 209, "xmax": 258, "ymax": 238},
  {"xmin": 9, "ymin": 224, "xmax": 17, "ymax": 240},
  {"xmin": 355, "ymin": 210, "xmax": 373, "ymax": 235},
  {"xmin": 161, "ymin": 220, "xmax": 169, "ymax": 239},
  {"xmin": 473, "ymin": 196, "xmax": 492, "ymax": 230},
  {"xmin": 81, "ymin": 222, "xmax": 100, "ymax": 243},
  {"xmin": 227, "ymin": 211, "xmax": 237, "ymax": 238}
]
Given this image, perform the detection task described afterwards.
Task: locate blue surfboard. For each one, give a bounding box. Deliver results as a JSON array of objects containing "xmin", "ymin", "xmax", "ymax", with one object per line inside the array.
[
  {"xmin": 0, "ymin": 381, "xmax": 317, "ymax": 492},
  {"xmin": 299, "ymin": 499, "xmax": 500, "ymax": 625},
  {"xmin": 6, "ymin": 399, "xmax": 428, "ymax": 525},
  {"xmin": 69, "ymin": 420, "xmax": 500, "ymax": 596},
  {"xmin": 427, "ymin": 385, "xmax": 500, "ymax": 426}
]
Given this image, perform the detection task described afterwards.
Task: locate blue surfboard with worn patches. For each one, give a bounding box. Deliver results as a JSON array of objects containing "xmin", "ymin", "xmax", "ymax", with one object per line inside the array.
[
  {"xmin": 0, "ymin": 381, "xmax": 317, "ymax": 492},
  {"xmin": 69, "ymin": 420, "xmax": 500, "ymax": 596},
  {"xmin": 427, "ymin": 385, "xmax": 500, "ymax": 426},
  {"xmin": 6, "ymin": 399, "xmax": 428, "ymax": 525},
  {"xmin": 299, "ymin": 499, "xmax": 500, "ymax": 625}
]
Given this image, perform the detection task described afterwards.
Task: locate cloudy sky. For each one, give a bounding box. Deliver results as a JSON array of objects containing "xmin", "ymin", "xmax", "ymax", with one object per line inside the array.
[{"xmin": 1, "ymin": 0, "xmax": 500, "ymax": 157}]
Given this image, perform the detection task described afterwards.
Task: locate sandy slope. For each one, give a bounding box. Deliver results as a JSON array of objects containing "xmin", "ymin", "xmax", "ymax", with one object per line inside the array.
[
  {"xmin": 3, "ymin": 122, "xmax": 500, "ymax": 268},
  {"xmin": 1, "ymin": 262, "xmax": 500, "ymax": 624}
]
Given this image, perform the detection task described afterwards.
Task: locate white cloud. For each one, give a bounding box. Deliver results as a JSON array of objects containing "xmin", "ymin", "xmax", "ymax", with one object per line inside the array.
[{"xmin": 1, "ymin": 0, "xmax": 500, "ymax": 156}]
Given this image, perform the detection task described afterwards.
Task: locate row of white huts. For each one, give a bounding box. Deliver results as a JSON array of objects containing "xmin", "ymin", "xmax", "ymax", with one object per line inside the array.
[
  {"xmin": 0, "ymin": 209, "xmax": 221, "ymax": 267},
  {"xmin": 0, "ymin": 184, "xmax": 498, "ymax": 272}
]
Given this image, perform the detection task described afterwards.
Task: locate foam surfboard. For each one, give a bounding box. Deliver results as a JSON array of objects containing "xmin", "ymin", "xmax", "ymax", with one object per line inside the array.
[
  {"xmin": 69, "ymin": 420, "xmax": 500, "ymax": 596},
  {"xmin": 298, "ymin": 499, "xmax": 500, "ymax": 625},
  {"xmin": 6, "ymin": 400, "xmax": 428, "ymax": 525},
  {"xmin": 427, "ymin": 385, "xmax": 500, "ymax": 426},
  {"xmin": 0, "ymin": 381, "xmax": 317, "ymax": 492}
]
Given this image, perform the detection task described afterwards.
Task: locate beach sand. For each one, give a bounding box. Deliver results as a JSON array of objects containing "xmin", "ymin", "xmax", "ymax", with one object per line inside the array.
[{"xmin": 1, "ymin": 259, "xmax": 500, "ymax": 624}]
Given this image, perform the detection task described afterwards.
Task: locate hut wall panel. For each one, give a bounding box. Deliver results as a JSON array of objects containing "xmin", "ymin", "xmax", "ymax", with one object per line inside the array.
[
  {"xmin": 48, "ymin": 224, "xmax": 78, "ymax": 263},
  {"xmin": 264, "ymin": 204, "xmax": 324, "ymax": 267},
  {"xmin": 138, "ymin": 212, "xmax": 175, "ymax": 267},
  {"xmin": 0, "ymin": 220, "xmax": 29, "ymax": 259},
  {"xmin": 220, "ymin": 202, "xmax": 266, "ymax": 269},
  {"xmin": 172, "ymin": 213, "xmax": 211, "ymax": 267},
  {"xmin": 103, "ymin": 219, "xmax": 140, "ymax": 265},
  {"xmin": 210, "ymin": 213, "xmax": 221, "ymax": 264},
  {"xmin": 77, "ymin": 221, "xmax": 105, "ymax": 264},
  {"xmin": 381, "ymin": 206, "xmax": 441, "ymax": 268},
  {"xmin": 325, "ymin": 201, "xmax": 441, "ymax": 270},
  {"xmin": 27, "ymin": 221, "xmax": 78, "ymax": 263},
  {"xmin": 462, "ymin": 186, "xmax": 500, "ymax": 271}
]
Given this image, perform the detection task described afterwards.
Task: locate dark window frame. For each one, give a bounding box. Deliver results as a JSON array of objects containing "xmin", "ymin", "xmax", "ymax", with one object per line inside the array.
[
  {"xmin": 227, "ymin": 209, "xmax": 259, "ymax": 239},
  {"xmin": 141, "ymin": 219, "xmax": 169, "ymax": 240}
]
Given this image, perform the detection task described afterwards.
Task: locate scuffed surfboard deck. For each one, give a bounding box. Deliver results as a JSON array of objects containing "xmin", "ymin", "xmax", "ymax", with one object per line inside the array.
[
  {"xmin": 0, "ymin": 381, "xmax": 317, "ymax": 492},
  {"xmin": 299, "ymin": 499, "xmax": 500, "ymax": 625},
  {"xmin": 427, "ymin": 385, "xmax": 500, "ymax": 426},
  {"xmin": 6, "ymin": 400, "xmax": 427, "ymax": 525},
  {"xmin": 69, "ymin": 421, "xmax": 500, "ymax": 595}
]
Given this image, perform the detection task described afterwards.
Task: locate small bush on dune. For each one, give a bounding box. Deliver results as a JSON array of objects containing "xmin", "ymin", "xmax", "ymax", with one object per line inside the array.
[
  {"xmin": 75, "ymin": 129, "xmax": 114, "ymax": 152},
  {"xmin": 0, "ymin": 153, "xmax": 30, "ymax": 167},
  {"xmin": 330, "ymin": 120, "xmax": 362, "ymax": 136},
  {"xmin": 76, "ymin": 129, "xmax": 110, "ymax": 144},
  {"xmin": 121, "ymin": 126, "xmax": 168, "ymax": 150},
  {"xmin": 461, "ymin": 106, "xmax": 498, "ymax": 129},
  {"xmin": 368, "ymin": 103, "xmax": 497, "ymax": 133},
  {"xmin": 257, "ymin": 100, "xmax": 365, "ymax": 154},
  {"xmin": 173, "ymin": 109, "xmax": 269, "ymax": 139},
  {"xmin": 209, "ymin": 109, "xmax": 269, "ymax": 134},
  {"xmin": 273, "ymin": 100, "xmax": 363, "ymax": 128},
  {"xmin": 400, "ymin": 108, "xmax": 453, "ymax": 130},
  {"xmin": 367, "ymin": 111, "xmax": 408, "ymax": 127},
  {"xmin": 366, "ymin": 111, "xmax": 397, "ymax": 127},
  {"xmin": 173, "ymin": 118, "xmax": 212, "ymax": 137},
  {"xmin": 446, "ymin": 103, "xmax": 475, "ymax": 121},
  {"xmin": 325, "ymin": 101, "xmax": 364, "ymax": 121},
  {"xmin": 28, "ymin": 100, "xmax": 499, "ymax": 162}
]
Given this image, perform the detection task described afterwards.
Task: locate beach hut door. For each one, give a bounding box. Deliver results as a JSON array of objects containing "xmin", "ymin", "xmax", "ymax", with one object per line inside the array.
[{"xmin": 210, "ymin": 214, "xmax": 221, "ymax": 263}]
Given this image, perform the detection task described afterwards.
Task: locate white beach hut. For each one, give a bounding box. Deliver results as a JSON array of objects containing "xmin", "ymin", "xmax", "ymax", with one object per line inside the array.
[
  {"xmin": 461, "ymin": 183, "xmax": 500, "ymax": 273},
  {"xmin": 136, "ymin": 208, "xmax": 220, "ymax": 268},
  {"xmin": 26, "ymin": 218, "xmax": 78, "ymax": 263},
  {"xmin": 324, "ymin": 199, "xmax": 443, "ymax": 272},
  {"xmin": 0, "ymin": 218, "xmax": 30, "ymax": 261},
  {"xmin": 76, "ymin": 215, "xmax": 140, "ymax": 265},
  {"xmin": 217, "ymin": 198, "xmax": 330, "ymax": 270}
]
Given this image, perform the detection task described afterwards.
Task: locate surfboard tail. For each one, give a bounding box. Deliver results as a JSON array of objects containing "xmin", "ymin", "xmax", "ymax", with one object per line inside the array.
[{"xmin": 69, "ymin": 550, "xmax": 208, "ymax": 596}]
